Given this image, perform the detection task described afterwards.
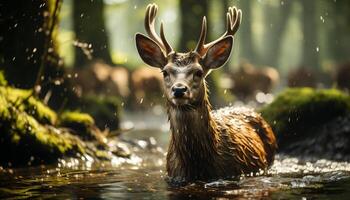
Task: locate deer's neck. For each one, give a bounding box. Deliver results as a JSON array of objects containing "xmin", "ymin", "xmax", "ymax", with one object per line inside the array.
[{"xmin": 167, "ymin": 94, "xmax": 220, "ymax": 166}]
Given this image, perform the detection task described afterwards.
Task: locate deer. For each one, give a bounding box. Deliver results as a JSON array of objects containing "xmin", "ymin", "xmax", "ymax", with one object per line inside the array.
[
  {"xmin": 135, "ymin": 4, "xmax": 277, "ymax": 183},
  {"xmin": 230, "ymin": 62, "xmax": 280, "ymax": 101},
  {"xmin": 130, "ymin": 66, "xmax": 163, "ymax": 109}
]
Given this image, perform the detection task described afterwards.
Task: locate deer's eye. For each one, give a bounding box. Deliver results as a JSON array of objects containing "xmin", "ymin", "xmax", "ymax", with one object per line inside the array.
[
  {"xmin": 194, "ymin": 70, "xmax": 203, "ymax": 78},
  {"xmin": 162, "ymin": 70, "xmax": 169, "ymax": 78}
]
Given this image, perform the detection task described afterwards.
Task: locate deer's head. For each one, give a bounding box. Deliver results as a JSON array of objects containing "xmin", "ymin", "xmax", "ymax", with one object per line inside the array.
[{"xmin": 136, "ymin": 4, "xmax": 241, "ymax": 107}]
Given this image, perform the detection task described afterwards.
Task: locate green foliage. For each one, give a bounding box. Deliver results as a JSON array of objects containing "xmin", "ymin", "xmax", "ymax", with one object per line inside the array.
[
  {"xmin": 0, "ymin": 87, "xmax": 85, "ymax": 166},
  {"xmin": 260, "ymin": 88, "xmax": 350, "ymax": 141}
]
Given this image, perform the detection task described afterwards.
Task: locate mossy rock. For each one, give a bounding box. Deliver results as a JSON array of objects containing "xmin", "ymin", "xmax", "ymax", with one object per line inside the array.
[
  {"xmin": 260, "ymin": 88, "xmax": 350, "ymax": 147},
  {"xmin": 79, "ymin": 95, "xmax": 120, "ymax": 131},
  {"xmin": 58, "ymin": 111, "xmax": 102, "ymax": 141},
  {"xmin": 0, "ymin": 86, "xmax": 125, "ymax": 167},
  {"xmin": 60, "ymin": 111, "xmax": 95, "ymax": 126},
  {"xmin": 0, "ymin": 95, "xmax": 86, "ymax": 166},
  {"xmin": 0, "ymin": 86, "xmax": 57, "ymax": 125}
]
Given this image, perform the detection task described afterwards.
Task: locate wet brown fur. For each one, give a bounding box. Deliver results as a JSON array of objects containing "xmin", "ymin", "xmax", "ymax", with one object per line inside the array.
[{"xmin": 165, "ymin": 55, "xmax": 277, "ymax": 182}]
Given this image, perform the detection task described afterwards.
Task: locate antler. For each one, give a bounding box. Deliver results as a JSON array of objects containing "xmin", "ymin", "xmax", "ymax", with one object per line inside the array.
[
  {"xmin": 144, "ymin": 3, "xmax": 173, "ymax": 55},
  {"xmin": 195, "ymin": 6, "xmax": 242, "ymax": 56}
]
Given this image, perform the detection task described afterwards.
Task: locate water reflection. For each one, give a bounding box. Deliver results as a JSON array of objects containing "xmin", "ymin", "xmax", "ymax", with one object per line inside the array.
[{"xmin": 1, "ymin": 126, "xmax": 350, "ymax": 199}]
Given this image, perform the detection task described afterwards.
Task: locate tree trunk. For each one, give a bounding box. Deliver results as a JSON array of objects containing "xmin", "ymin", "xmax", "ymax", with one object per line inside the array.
[
  {"xmin": 301, "ymin": 0, "xmax": 320, "ymax": 69},
  {"xmin": 237, "ymin": 0, "xmax": 258, "ymax": 64},
  {"xmin": 179, "ymin": 0, "xmax": 224, "ymax": 105},
  {"xmin": 0, "ymin": 0, "xmax": 61, "ymax": 88},
  {"xmin": 73, "ymin": 0, "xmax": 112, "ymax": 68},
  {"xmin": 179, "ymin": 0, "xmax": 209, "ymax": 52},
  {"xmin": 327, "ymin": 0, "xmax": 350, "ymax": 63},
  {"xmin": 263, "ymin": 1, "xmax": 292, "ymax": 67}
]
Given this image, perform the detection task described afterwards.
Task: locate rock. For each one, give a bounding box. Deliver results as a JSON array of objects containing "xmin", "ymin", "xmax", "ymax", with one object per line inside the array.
[
  {"xmin": 0, "ymin": 86, "xmax": 125, "ymax": 167},
  {"xmin": 282, "ymin": 114, "xmax": 350, "ymax": 161},
  {"xmin": 0, "ymin": 87, "xmax": 57, "ymax": 125},
  {"xmin": 260, "ymin": 88, "xmax": 350, "ymax": 156},
  {"xmin": 0, "ymin": 88, "xmax": 86, "ymax": 166},
  {"xmin": 58, "ymin": 111, "xmax": 96, "ymax": 140}
]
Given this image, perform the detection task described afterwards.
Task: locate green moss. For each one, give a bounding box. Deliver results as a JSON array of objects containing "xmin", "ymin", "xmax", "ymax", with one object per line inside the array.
[
  {"xmin": 26, "ymin": 97, "xmax": 57, "ymax": 125},
  {"xmin": 0, "ymin": 71, "xmax": 7, "ymax": 86},
  {"xmin": 0, "ymin": 94, "xmax": 85, "ymax": 166},
  {"xmin": 60, "ymin": 111, "xmax": 94, "ymax": 126},
  {"xmin": 58, "ymin": 111, "xmax": 99, "ymax": 141},
  {"xmin": 0, "ymin": 85, "xmax": 123, "ymax": 167},
  {"xmin": 0, "ymin": 86, "xmax": 57, "ymax": 125},
  {"xmin": 260, "ymin": 88, "xmax": 350, "ymax": 142}
]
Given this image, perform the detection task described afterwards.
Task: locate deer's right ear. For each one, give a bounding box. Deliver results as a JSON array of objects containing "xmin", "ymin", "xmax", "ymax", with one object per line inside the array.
[{"xmin": 135, "ymin": 33, "xmax": 167, "ymax": 68}]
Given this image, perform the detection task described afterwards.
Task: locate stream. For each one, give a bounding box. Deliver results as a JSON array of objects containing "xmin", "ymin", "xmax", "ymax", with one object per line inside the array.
[{"xmin": 1, "ymin": 112, "xmax": 350, "ymax": 199}]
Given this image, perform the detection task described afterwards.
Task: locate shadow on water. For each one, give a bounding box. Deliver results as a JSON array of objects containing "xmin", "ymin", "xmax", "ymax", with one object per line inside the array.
[{"xmin": 1, "ymin": 112, "xmax": 350, "ymax": 199}]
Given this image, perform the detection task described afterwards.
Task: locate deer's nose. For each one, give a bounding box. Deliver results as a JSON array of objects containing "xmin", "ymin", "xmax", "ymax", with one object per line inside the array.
[{"xmin": 172, "ymin": 84, "xmax": 188, "ymax": 98}]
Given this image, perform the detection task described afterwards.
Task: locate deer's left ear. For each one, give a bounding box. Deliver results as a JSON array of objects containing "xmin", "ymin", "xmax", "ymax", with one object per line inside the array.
[
  {"xmin": 201, "ymin": 36, "xmax": 233, "ymax": 69},
  {"xmin": 135, "ymin": 33, "xmax": 167, "ymax": 68}
]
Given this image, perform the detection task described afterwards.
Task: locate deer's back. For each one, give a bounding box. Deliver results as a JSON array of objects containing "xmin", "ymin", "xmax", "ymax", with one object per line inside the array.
[{"xmin": 212, "ymin": 107, "xmax": 277, "ymax": 174}]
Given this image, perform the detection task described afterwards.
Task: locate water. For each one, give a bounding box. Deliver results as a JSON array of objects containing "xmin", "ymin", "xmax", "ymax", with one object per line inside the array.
[{"xmin": 1, "ymin": 113, "xmax": 350, "ymax": 199}]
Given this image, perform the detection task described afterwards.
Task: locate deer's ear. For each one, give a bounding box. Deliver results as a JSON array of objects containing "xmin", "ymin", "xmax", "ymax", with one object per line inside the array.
[
  {"xmin": 135, "ymin": 33, "xmax": 167, "ymax": 68},
  {"xmin": 201, "ymin": 36, "xmax": 233, "ymax": 69}
]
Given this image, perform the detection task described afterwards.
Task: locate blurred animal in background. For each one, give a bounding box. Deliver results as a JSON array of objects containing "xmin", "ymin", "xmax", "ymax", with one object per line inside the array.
[
  {"xmin": 335, "ymin": 62, "xmax": 350, "ymax": 92},
  {"xmin": 72, "ymin": 60, "xmax": 130, "ymax": 99},
  {"xmin": 68, "ymin": 60, "xmax": 129, "ymax": 131},
  {"xmin": 287, "ymin": 66, "xmax": 317, "ymax": 88},
  {"xmin": 229, "ymin": 62, "xmax": 279, "ymax": 101},
  {"xmin": 130, "ymin": 66, "xmax": 164, "ymax": 109}
]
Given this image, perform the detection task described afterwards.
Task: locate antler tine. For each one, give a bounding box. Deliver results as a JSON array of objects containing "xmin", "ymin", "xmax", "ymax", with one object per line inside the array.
[
  {"xmin": 196, "ymin": 6, "xmax": 242, "ymax": 56},
  {"xmin": 194, "ymin": 17, "xmax": 207, "ymax": 55},
  {"xmin": 160, "ymin": 22, "xmax": 174, "ymax": 54},
  {"xmin": 144, "ymin": 4, "xmax": 162, "ymax": 47},
  {"xmin": 144, "ymin": 3, "xmax": 173, "ymax": 55},
  {"xmin": 230, "ymin": 7, "xmax": 242, "ymax": 35}
]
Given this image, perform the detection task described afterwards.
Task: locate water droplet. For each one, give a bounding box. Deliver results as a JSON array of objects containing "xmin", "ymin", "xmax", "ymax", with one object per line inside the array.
[
  {"xmin": 320, "ymin": 16, "xmax": 325, "ymax": 23},
  {"xmin": 54, "ymin": 80, "xmax": 61, "ymax": 85}
]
